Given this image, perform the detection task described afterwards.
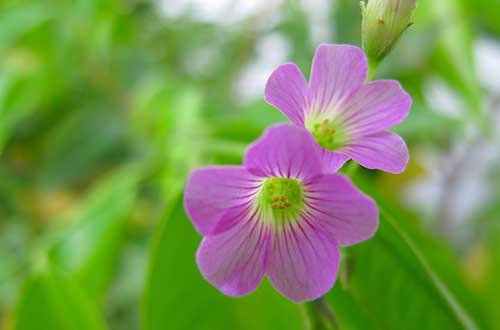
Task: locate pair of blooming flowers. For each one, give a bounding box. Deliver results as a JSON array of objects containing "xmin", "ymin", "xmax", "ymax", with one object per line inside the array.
[{"xmin": 184, "ymin": 44, "xmax": 411, "ymax": 302}]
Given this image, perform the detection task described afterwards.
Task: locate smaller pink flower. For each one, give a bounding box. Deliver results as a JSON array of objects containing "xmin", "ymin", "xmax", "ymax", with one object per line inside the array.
[
  {"xmin": 184, "ymin": 124, "xmax": 378, "ymax": 302},
  {"xmin": 265, "ymin": 44, "xmax": 412, "ymax": 173}
]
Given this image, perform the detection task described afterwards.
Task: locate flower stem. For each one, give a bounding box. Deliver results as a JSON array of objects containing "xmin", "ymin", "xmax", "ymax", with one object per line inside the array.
[
  {"xmin": 302, "ymin": 296, "xmax": 340, "ymax": 330},
  {"xmin": 366, "ymin": 57, "xmax": 380, "ymax": 81}
]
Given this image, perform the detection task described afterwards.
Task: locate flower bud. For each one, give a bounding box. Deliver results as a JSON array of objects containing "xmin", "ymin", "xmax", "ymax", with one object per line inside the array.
[{"xmin": 361, "ymin": 0, "xmax": 416, "ymax": 63}]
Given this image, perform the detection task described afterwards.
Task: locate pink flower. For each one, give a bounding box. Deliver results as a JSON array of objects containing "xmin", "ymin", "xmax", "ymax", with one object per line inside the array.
[
  {"xmin": 184, "ymin": 124, "xmax": 378, "ymax": 302},
  {"xmin": 265, "ymin": 44, "xmax": 412, "ymax": 173}
]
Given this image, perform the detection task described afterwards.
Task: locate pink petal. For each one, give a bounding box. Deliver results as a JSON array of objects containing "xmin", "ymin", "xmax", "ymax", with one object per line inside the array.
[
  {"xmin": 196, "ymin": 213, "xmax": 271, "ymax": 297},
  {"xmin": 307, "ymin": 44, "xmax": 367, "ymax": 116},
  {"xmin": 264, "ymin": 63, "xmax": 308, "ymax": 125},
  {"xmin": 344, "ymin": 131, "xmax": 409, "ymax": 174},
  {"xmin": 319, "ymin": 148, "xmax": 349, "ymax": 173},
  {"xmin": 244, "ymin": 124, "xmax": 322, "ymax": 182},
  {"xmin": 341, "ymin": 80, "xmax": 411, "ymax": 136},
  {"xmin": 304, "ymin": 174, "xmax": 379, "ymax": 246},
  {"xmin": 184, "ymin": 166, "xmax": 261, "ymax": 235},
  {"xmin": 266, "ymin": 221, "xmax": 340, "ymax": 302}
]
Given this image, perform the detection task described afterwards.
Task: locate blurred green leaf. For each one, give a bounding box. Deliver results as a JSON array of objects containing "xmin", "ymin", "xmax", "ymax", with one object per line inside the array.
[
  {"xmin": 158, "ymin": 87, "xmax": 206, "ymax": 206},
  {"xmin": 477, "ymin": 232, "xmax": 500, "ymax": 330},
  {"xmin": 333, "ymin": 0, "xmax": 362, "ymax": 46},
  {"xmin": 394, "ymin": 101, "xmax": 461, "ymax": 147},
  {"xmin": 422, "ymin": 0, "xmax": 484, "ymax": 121},
  {"xmin": 277, "ymin": 4, "xmax": 312, "ymax": 69},
  {"xmin": 39, "ymin": 106, "xmax": 129, "ymax": 186},
  {"xmin": 467, "ymin": 0, "xmax": 500, "ymax": 36},
  {"xmin": 13, "ymin": 265, "xmax": 106, "ymax": 330},
  {"xmin": 141, "ymin": 199, "xmax": 302, "ymax": 330},
  {"xmin": 131, "ymin": 76, "xmax": 176, "ymax": 153},
  {"xmin": 0, "ymin": 72, "xmax": 16, "ymax": 152},
  {"xmin": 0, "ymin": 3, "xmax": 51, "ymax": 49},
  {"xmin": 483, "ymin": 238, "xmax": 500, "ymax": 330},
  {"xmin": 47, "ymin": 166, "xmax": 139, "ymax": 302},
  {"xmin": 470, "ymin": 191, "xmax": 500, "ymax": 330}
]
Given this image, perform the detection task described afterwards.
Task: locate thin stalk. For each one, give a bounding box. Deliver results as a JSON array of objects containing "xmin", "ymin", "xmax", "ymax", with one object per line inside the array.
[{"xmin": 302, "ymin": 296, "xmax": 340, "ymax": 330}]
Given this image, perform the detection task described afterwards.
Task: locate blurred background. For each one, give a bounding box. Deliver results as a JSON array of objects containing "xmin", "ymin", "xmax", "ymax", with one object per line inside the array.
[{"xmin": 1, "ymin": 0, "xmax": 500, "ymax": 329}]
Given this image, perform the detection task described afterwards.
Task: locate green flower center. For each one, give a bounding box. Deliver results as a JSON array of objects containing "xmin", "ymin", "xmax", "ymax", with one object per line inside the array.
[
  {"xmin": 256, "ymin": 178, "xmax": 304, "ymax": 226},
  {"xmin": 308, "ymin": 118, "xmax": 349, "ymax": 151}
]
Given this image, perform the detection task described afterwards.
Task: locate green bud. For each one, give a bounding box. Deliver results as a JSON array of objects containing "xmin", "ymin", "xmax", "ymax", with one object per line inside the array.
[{"xmin": 361, "ymin": 0, "xmax": 416, "ymax": 63}]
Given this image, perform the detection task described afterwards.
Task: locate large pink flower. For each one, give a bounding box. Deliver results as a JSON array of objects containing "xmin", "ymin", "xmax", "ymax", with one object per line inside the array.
[
  {"xmin": 265, "ymin": 44, "xmax": 411, "ymax": 173},
  {"xmin": 184, "ymin": 124, "xmax": 378, "ymax": 302}
]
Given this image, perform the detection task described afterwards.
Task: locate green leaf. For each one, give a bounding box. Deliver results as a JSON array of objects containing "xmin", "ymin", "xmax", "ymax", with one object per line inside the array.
[
  {"xmin": 393, "ymin": 95, "xmax": 461, "ymax": 146},
  {"xmin": 326, "ymin": 285, "xmax": 375, "ymax": 330},
  {"xmin": 13, "ymin": 265, "xmax": 106, "ymax": 330},
  {"xmin": 333, "ymin": 0, "xmax": 362, "ymax": 46},
  {"xmin": 0, "ymin": 3, "xmax": 51, "ymax": 49},
  {"xmin": 302, "ymin": 298, "xmax": 340, "ymax": 330},
  {"xmin": 422, "ymin": 0, "xmax": 484, "ymax": 121},
  {"xmin": 329, "ymin": 178, "xmax": 489, "ymax": 330},
  {"xmin": 46, "ymin": 166, "xmax": 139, "ymax": 302},
  {"xmin": 39, "ymin": 106, "xmax": 128, "ymax": 186},
  {"xmin": 159, "ymin": 87, "xmax": 206, "ymax": 206},
  {"xmin": 482, "ymin": 237, "xmax": 500, "ymax": 330},
  {"xmin": 346, "ymin": 212, "xmax": 480, "ymax": 329},
  {"xmin": 470, "ymin": 193, "xmax": 500, "ymax": 330},
  {"xmin": 141, "ymin": 199, "xmax": 302, "ymax": 330},
  {"xmin": 0, "ymin": 72, "xmax": 16, "ymax": 152},
  {"xmin": 0, "ymin": 63, "xmax": 60, "ymax": 153},
  {"xmin": 467, "ymin": 0, "xmax": 500, "ymax": 37}
]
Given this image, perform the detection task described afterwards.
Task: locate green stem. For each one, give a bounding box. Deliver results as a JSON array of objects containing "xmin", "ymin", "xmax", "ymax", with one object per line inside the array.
[
  {"xmin": 366, "ymin": 57, "xmax": 380, "ymax": 81},
  {"xmin": 302, "ymin": 296, "xmax": 340, "ymax": 330}
]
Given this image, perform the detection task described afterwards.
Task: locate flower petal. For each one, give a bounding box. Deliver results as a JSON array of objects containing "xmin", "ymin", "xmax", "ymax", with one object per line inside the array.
[
  {"xmin": 344, "ymin": 131, "xmax": 409, "ymax": 174},
  {"xmin": 319, "ymin": 148, "xmax": 350, "ymax": 173},
  {"xmin": 196, "ymin": 213, "xmax": 271, "ymax": 297},
  {"xmin": 304, "ymin": 173, "xmax": 379, "ymax": 246},
  {"xmin": 244, "ymin": 124, "xmax": 322, "ymax": 182},
  {"xmin": 264, "ymin": 63, "xmax": 308, "ymax": 125},
  {"xmin": 184, "ymin": 166, "xmax": 261, "ymax": 235},
  {"xmin": 341, "ymin": 80, "xmax": 411, "ymax": 136},
  {"xmin": 266, "ymin": 221, "xmax": 340, "ymax": 302},
  {"xmin": 307, "ymin": 44, "xmax": 367, "ymax": 116}
]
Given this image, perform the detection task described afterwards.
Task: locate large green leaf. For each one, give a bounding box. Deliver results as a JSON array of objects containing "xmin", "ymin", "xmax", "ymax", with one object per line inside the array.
[
  {"xmin": 327, "ymin": 176, "xmax": 489, "ymax": 330},
  {"xmin": 340, "ymin": 212, "xmax": 480, "ymax": 329},
  {"xmin": 141, "ymin": 199, "xmax": 303, "ymax": 330},
  {"xmin": 46, "ymin": 166, "xmax": 139, "ymax": 302},
  {"xmin": 13, "ymin": 265, "xmax": 106, "ymax": 330}
]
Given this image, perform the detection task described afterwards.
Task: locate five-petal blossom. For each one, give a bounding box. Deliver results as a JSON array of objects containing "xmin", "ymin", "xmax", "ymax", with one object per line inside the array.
[
  {"xmin": 184, "ymin": 124, "xmax": 379, "ymax": 302},
  {"xmin": 265, "ymin": 43, "xmax": 412, "ymax": 173}
]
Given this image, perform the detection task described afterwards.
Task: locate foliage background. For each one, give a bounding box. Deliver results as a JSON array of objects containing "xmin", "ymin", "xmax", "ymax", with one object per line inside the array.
[{"xmin": 1, "ymin": 0, "xmax": 500, "ymax": 329}]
